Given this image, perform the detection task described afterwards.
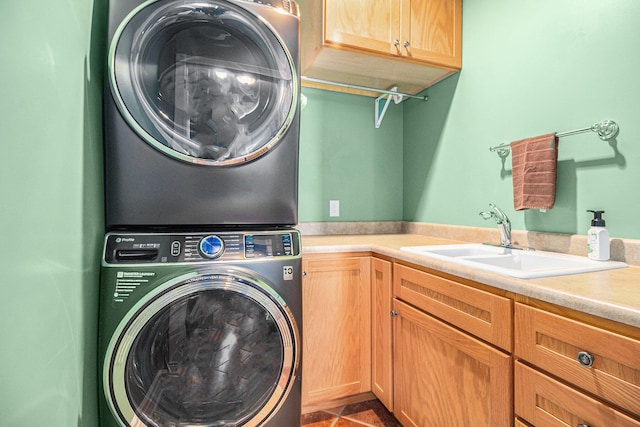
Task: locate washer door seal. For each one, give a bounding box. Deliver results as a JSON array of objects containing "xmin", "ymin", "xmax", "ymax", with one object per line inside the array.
[
  {"xmin": 104, "ymin": 271, "xmax": 299, "ymax": 426},
  {"xmin": 109, "ymin": 0, "xmax": 298, "ymax": 166}
]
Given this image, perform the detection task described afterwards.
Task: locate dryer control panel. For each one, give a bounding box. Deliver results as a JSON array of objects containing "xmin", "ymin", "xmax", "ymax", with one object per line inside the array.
[{"xmin": 104, "ymin": 230, "xmax": 301, "ymax": 264}]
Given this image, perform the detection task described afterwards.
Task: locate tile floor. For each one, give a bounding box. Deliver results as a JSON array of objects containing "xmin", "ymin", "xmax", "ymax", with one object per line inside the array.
[{"xmin": 301, "ymin": 399, "xmax": 402, "ymax": 427}]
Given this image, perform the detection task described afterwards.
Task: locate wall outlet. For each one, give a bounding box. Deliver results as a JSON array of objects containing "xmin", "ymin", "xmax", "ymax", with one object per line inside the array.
[{"xmin": 329, "ymin": 200, "xmax": 340, "ymax": 217}]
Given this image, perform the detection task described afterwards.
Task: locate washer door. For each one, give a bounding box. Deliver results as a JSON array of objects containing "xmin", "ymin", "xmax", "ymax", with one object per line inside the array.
[
  {"xmin": 104, "ymin": 271, "xmax": 299, "ymax": 427},
  {"xmin": 109, "ymin": 0, "xmax": 298, "ymax": 165}
]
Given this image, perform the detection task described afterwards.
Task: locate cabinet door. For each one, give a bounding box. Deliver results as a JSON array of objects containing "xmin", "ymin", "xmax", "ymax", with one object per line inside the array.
[
  {"xmin": 400, "ymin": 0, "xmax": 462, "ymax": 67},
  {"xmin": 302, "ymin": 255, "xmax": 372, "ymax": 407},
  {"xmin": 515, "ymin": 362, "xmax": 640, "ymax": 427},
  {"xmin": 393, "ymin": 298, "xmax": 512, "ymax": 427},
  {"xmin": 371, "ymin": 257, "xmax": 393, "ymax": 411},
  {"xmin": 324, "ymin": 0, "xmax": 401, "ymax": 55}
]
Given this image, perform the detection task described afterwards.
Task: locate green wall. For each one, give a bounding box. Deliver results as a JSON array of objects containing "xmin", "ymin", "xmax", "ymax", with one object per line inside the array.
[
  {"xmin": 0, "ymin": 1, "xmax": 104, "ymax": 426},
  {"xmin": 299, "ymin": 0, "xmax": 640, "ymax": 240},
  {"xmin": 0, "ymin": 0, "xmax": 637, "ymax": 425},
  {"xmin": 403, "ymin": 0, "xmax": 640, "ymax": 239},
  {"xmin": 299, "ymin": 88, "xmax": 404, "ymax": 222}
]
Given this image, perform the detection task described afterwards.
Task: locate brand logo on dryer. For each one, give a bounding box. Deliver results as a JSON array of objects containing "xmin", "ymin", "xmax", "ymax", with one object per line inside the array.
[{"xmin": 115, "ymin": 237, "xmax": 135, "ymax": 243}]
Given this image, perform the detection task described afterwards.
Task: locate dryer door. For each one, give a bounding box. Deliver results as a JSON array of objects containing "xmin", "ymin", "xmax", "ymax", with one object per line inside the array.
[
  {"xmin": 109, "ymin": 0, "xmax": 298, "ymax": 165},
  {"xmin": 104, "ymin": 271, "xmax": 299, "ymax": 427}
]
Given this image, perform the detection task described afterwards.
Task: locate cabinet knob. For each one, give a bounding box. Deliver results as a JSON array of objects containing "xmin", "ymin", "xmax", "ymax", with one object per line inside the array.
[
  {"xmin": 393, "ymin": 39, "xmax": 400, "ymax": 46},
  {"xmin": 576, "ymin": 351, "xmax": 595, "ymax": 367},
  {"xmin": 302, "ymin": 271, "xmax": 307, "ymax": 277},
  {"xmin": 577, "ymin": 424, "xmax": 592, "ymax": 427},
  {"xmin": 390, "ymin": 310, "xmax": 398, "ymax": 317},
  {"xmin": 403, "ymin": 40, "xmax": 410, "ymax": 48}
]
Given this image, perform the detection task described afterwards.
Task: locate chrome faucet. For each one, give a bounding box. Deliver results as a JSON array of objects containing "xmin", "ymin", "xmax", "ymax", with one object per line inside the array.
[{"xmin": 479, "ymin": 203, "xmax": 512, "ymax": 247}]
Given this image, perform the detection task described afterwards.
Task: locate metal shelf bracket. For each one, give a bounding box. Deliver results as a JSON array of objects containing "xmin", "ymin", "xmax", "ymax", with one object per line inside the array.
[{"xmin": 375, "ymin": 87, "xmax": 404, "ymax": 128}]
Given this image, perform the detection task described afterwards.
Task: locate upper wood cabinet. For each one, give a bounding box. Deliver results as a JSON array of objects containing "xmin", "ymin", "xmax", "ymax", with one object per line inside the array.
[
  {"xmin": 298, "ymin": 0, "xmax": 462, "ymax": 96},
  {"xmin": 325, "ymin": 0, "xmax": 461, "ymax": 67},
  {"xmin": 324, "ymin": 0, "xmax": 401, "ymax": 57}
]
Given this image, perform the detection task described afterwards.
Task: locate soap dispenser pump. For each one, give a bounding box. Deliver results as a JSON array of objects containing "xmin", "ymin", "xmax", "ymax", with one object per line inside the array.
[{"xmin": 587, "ymin": 210, "xmax": 610, "ymax": 261}]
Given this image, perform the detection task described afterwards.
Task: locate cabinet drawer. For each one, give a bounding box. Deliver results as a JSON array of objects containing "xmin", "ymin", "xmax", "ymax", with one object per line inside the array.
[
  {"xmin": 515, "ymin": 362, "xmax": 640, "ymax": 426},
  {"xmin": 515, "ymin": 303, "xmax": 640, "ymax": 416},
  {"xmin": 394, "ymin": 264, "xmax": 512, "ymax": 351}
]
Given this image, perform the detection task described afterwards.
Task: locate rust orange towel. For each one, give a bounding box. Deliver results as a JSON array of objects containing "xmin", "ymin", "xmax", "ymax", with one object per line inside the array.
[{"xmin": 511, "ymin": 133, "xmax": 559, "ymax": 211}]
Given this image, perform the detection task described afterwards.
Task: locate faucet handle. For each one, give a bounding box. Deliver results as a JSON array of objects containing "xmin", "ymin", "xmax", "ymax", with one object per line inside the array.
[
  {"xmin": 479, "ymin": 210, "xmax": 494, "ymax": 220},
  {"xmin": 489, "ymin": 203, "xmax": 510, "ymax": 224},
  {"xmin": 480, "ymin": 203, "xmax": 513, "ymax": 248}
]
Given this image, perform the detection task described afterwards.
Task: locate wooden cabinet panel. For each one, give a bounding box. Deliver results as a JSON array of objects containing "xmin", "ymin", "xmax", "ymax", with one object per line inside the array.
[
  {"xmin": 325, "ymin": 0, "xmax": 401, "ymax": 54},
  {"xmin": 323, "ymin": 0, "xmax": 461, "ymax": 66},
  {"xmin": 515, "ymin": 362, "xmax": 640, "ymax": 427},
  {"xmin": 402, "ymin": 0, "xmax": 462, "ymax": 67},
  {"xmin": 394, "ymin": 264, "xmax": 513, "ymax": 351},
  {"xmin": 299, "ymin": 0, "xmax": 461, "ymax": 96},
  {"xmin": 515, "ymin": 303, "xmax": 640, "ymax": 416},
  {"xmin": 301, "ymin": 255, "xmax": 371, "ymax": 408},
  {"xmin": 393, "ymin": 298, "xmax": 512, "ymax": 427},
  {"xmin": 371, "ymin": 257, "xmax": 393, "ymax": 411},
  {"xmin": 515, "ymin": 418, "xmax": 532, "ymax": 427}
]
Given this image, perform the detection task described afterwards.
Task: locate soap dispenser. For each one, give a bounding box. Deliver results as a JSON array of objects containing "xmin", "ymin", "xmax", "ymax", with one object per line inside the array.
[{"xmin": 587, "ymin": 210, "xmax": 610, "ymax": 261}]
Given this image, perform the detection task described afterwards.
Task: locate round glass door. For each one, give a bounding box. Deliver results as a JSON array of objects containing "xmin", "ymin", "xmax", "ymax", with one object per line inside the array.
[
  {"xmin": 109, "ymin": 0, "xmax": 298, "ymax": 165},
  {"xmin": 104, "ymin": 272, "xmax": 299, "ymax": 426}
]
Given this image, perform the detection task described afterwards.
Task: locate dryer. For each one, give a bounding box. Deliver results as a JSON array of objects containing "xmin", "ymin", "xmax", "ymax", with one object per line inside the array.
[
  {"xmin": 104, "ymin": 0, "xmax": 300, "ymax": 229},
  {"xmin": 98, "ymin": 229, "xmax": 302, "ymax": 426}
]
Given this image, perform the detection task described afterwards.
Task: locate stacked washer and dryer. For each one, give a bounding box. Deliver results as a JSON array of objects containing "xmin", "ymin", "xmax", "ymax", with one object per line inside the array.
[{"xmin": 98, "ymin": 1, "xmax": 303, "ymax": 426}]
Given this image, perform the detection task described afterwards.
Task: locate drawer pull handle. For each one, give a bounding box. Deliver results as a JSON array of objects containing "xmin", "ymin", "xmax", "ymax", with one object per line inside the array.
[{"xmin": 577, "ymin": 351, "xmax": 595, "ymax": 367}]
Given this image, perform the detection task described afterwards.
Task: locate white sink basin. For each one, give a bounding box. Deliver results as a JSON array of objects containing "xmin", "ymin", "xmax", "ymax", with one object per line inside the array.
[{"xmin": 400, "ymin": 244, "xmax": 627, "ymax": 279}]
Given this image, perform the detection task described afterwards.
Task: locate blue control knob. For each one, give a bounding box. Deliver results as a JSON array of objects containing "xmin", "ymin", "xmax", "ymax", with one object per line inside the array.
[{"xmin": 199, "ymin": 235, "xmax": 224, "ymax": 259}]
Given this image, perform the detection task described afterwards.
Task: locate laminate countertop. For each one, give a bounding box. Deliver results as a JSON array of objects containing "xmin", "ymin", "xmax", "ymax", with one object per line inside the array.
[{"xmin": 301, "ymin": 234, "xmax": 640, "ymax": 329}]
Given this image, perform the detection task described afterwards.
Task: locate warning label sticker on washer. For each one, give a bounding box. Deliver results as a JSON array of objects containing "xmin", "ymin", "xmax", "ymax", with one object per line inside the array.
[
  {"xmin": 113, "ymin": 271, "xmax": 155, "ymax": 303},
  {"xmin": 283, "ymin": 266, "xmax": 294, "ymax": 281}
]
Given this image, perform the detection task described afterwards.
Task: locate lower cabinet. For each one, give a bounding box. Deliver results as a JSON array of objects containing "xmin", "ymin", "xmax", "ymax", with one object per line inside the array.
[
  {"xmin": 515, "ymin": 362, "xmax": 640, "ymax": 427},
  {"xmin": 514, "ymin": 302, "xmax": 640, "ymax": 426},
  {"xmin": 392, "ymin": 298, "xmax": 512, "ymax": 426},
  {"xmin": 301, "ymin": 254, "xmax": 372, "ymax": 410},
  {"xmin": 302, "ymin": 253, "xmax": 640, "ymax": 426},
  {"xmin": 371, "ymin": 257, "xmax": 394, "ymax": 411}
]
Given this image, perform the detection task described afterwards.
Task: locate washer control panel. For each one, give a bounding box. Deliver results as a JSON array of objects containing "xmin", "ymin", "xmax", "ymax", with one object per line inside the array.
[
  {"xmin": 104, "ymin": 230, "xmax": 300, "ymax": 264},
  {"xmin": 198, "ymin": 235, "xmax": 225, "ymax": 259},
  {"xmin": 245, "ymin": 232, "xmax": 293, "ymax": 258}
]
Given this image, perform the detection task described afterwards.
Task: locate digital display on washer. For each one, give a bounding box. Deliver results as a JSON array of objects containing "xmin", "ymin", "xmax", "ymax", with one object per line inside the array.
[{"xmin": 245, "ymin": 233, "xmax": 292, "ymax": 258}]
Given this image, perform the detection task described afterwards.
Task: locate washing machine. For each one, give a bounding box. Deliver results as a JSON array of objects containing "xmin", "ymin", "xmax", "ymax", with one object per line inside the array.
[
  {"xmin": 98, "ymin": 229, "xmax": 302, "ymax": 426},
  {"xmin": 104, "ymin": 0, "xmax": 300, "ymax": 229}
]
